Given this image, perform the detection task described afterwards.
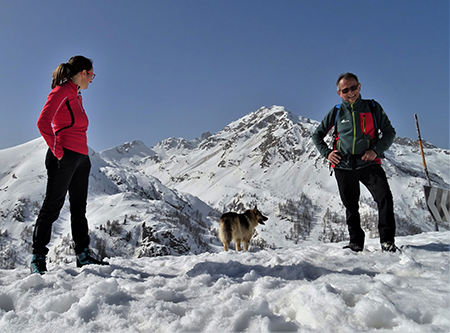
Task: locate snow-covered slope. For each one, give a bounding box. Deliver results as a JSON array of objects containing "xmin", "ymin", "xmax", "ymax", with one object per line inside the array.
[
  {"xmin": 0, "ymin": 231, "xmax": 449, "ymax": 332},
  {"xmin": 0, "ymin": 139, "xmax": 219, "ymax": 268}
]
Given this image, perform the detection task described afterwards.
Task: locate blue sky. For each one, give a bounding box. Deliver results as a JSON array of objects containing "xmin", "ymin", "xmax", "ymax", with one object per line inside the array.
[{"xmin": 0, "ymin": 0, "xmax": 448, "ymax": 151}]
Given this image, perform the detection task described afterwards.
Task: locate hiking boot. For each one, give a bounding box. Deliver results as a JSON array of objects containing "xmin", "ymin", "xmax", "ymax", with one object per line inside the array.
[
  {"xmin": 76, "ymin": 248, "xmax": 109, "ymax": 267},
  {"xmin": 30, "ymin": 254, "xmax": 47, "ymax": 274},
  {"xmin": 343, "ymin": 243, "xmax": 363, "ymax": 252},
  {"xmin": 381, "ymin": 242, "xmax": 398, "ymax": 252}
]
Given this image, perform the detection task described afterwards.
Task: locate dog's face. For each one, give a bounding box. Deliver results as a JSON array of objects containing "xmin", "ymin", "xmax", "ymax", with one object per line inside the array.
[{"xmin": 253, "ymin": 206, "xmax": 268, "ymax": 225}]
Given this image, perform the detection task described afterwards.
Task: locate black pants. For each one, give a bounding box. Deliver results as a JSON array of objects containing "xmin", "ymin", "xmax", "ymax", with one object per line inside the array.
[
  {"xmin": 32, "ymin": 148, "xmax": 91, "ymax": 255},
  {"xmin": 334, "ymin": 164, "xmax": 396, "ymax": 247}
]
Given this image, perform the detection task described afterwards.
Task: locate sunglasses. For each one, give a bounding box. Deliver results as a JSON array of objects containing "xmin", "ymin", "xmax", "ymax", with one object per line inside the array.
[
  {"xmin": 340, "ymin": 84, "xmax": 359, "ymax": 94},
  {"xmin": 87, "ymin": 71, "xmax": 96, "ymax": 80}
]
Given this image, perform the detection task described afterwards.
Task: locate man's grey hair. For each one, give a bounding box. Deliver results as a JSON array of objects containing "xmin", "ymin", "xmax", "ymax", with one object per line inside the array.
[{"xmin": 336, "ymin": 73, "xmax": 359, "ymax": 91}]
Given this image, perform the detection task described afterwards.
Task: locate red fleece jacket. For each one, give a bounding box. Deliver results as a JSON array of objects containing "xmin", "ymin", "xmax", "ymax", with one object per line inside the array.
[{"xmin": 37, "ymin": 80, "xmax": 89, "ymax": 159}]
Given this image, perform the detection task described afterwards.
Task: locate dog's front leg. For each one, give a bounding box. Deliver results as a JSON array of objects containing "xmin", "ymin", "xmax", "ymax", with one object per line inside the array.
[{"xmin": 236, "ymin": 241, "xmax": 242, "ymax": 251}]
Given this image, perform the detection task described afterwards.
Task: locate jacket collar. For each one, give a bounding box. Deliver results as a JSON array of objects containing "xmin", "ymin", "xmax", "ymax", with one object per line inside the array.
[
  {"xmin": 341, "ymin": 94, "xmax": 363, "ymax": 109},
  {"xmin": 66, "ymin": 80, "xmax": 80, "ymax": 94}
]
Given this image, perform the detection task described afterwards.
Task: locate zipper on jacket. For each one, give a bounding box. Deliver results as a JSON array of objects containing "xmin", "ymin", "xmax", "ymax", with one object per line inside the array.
[
  {"xmin": 363, "ymin": 114, "xmax": 369, "ymax": 149},
  {"xmin": 351, "ymin": 104, "xmax": 356, "ymax": 155}
]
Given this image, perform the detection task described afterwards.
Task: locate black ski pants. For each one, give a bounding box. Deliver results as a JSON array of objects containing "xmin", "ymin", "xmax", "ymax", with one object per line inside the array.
[
  {"xmin": 334, "ymin": 164, "xmax": 396, "ymax": 247},
  {"xmin": 32, "ymin": 148, "xmax": 91, "ymax": 255}
]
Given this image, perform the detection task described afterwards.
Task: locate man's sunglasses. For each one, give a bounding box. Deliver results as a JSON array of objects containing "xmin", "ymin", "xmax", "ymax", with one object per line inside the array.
[{"xmin": 340, "ymin": 84, "xmax": 359, "ymax": 94}]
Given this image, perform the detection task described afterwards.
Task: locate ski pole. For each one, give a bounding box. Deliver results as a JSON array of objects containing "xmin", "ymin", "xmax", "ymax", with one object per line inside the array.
[{"xmin": 414, "ymin": 114, "xmax": 431, "ymax": 187}]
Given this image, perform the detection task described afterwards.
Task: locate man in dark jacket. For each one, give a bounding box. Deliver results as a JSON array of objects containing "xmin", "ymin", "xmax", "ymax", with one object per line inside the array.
[{"xmin": 312, "ymin": 73, "xmax": 397, "ymax": 252}]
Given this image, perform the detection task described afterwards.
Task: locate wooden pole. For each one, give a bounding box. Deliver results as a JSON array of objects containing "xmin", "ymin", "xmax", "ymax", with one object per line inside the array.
[{"xmin": 414, "ymin": 114, "xmax": 431, "ymax": 187}]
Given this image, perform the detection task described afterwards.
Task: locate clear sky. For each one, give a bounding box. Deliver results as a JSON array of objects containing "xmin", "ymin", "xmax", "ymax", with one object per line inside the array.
[{"xmin": 0, "ymin": 0, "xmax": 448, "ymax": 151}]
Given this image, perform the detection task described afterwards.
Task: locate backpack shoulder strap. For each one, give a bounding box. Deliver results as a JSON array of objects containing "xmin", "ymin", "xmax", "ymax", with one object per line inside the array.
[
  {"xmin": 368, "ymin": 99, "xmax": 378, "ymax": 130},
  {"xmin": 332, "ymin": 103, "xmax": 341, "ymax": 135},
  {"xmin": 329, "ymin": 104, "xmax": 341, "ymax": 175}
]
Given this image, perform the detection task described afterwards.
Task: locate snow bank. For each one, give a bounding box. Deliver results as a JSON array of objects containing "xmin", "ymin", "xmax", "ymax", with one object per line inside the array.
[{"xmin": 0, "ymin": 231, "xmax": 449, "ymax": 332}]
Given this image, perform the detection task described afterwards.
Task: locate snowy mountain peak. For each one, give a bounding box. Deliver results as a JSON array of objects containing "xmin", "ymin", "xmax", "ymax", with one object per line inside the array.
[
  {"xmin": 154, "ymin": 137, "xmax": 199, "ymax": 154},
  {"xmin": 98, "ymin": 140, "xmax": 158, "ymax": 169},
  {"xmin": 224, "ymin": 105, "xmax": 298, "ymax": 133},
  {"xmin": 101, "ymin": 140, "xmax": 155, "ymax": 159}
]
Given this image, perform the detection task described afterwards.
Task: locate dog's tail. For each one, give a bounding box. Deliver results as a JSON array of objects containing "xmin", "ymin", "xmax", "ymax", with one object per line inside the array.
[{"xmin": 219, "ymin": 216, "xmax": 233, "ymax": 244}]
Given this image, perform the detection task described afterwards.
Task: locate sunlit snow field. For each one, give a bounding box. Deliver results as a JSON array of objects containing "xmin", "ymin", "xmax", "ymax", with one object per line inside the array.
[{"xmin": 1, "ymin": 231, "xmax": 449, "ymax": 332}]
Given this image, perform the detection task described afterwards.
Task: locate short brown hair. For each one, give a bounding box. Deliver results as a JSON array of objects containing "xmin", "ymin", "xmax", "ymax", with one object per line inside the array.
[{"xmin": 336, "ymin": 73, "xmax": 359, "ymax": 91}]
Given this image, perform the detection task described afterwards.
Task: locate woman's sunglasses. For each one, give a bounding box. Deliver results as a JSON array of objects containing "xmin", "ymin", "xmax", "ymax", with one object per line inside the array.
[{"xmin": 87, "ymin": 71, "xmax": 96, "ymax": 80}]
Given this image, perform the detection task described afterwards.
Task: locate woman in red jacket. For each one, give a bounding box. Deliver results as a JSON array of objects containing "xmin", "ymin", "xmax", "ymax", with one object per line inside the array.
[{"xmin": 31, "ymin": 55, "xmax": 108, "ymax": 274}]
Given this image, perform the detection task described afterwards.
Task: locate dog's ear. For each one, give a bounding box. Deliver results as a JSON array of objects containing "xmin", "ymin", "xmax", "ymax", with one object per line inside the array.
[{"xmin": 254, "ymin": 205, "xmax": 258, "ymax": 211}]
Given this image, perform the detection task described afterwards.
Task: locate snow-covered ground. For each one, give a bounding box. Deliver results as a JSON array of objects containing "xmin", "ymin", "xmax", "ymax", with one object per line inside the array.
[{"xmin": 1, "ymin": 231, "xmax": 448, "ymax": 332}]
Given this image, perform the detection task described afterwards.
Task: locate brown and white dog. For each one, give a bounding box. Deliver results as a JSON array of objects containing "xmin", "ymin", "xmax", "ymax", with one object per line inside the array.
[{"xmin": 219, "ymin": 206, "xmax": 268, "ymax": 251}]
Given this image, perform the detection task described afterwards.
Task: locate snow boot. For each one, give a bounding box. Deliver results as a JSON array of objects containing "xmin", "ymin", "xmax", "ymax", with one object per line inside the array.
[
  {"xmin": 30, "ymin": 254, "xmax": 47, "ymax": 274},
  {"xmin": 381, "ymin": 242, "xmax": 398, "ymax": 252},
  {"xmin": 76, "ymin": 248, "xmax": 109, "ymax": 267},
  {"xmin": 343, "ymin": 243, "xmax": 363, "ymax": 252}
]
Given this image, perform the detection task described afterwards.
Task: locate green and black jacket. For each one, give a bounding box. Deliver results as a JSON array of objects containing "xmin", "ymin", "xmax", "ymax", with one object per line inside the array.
[{"xmin": 312, "ymin": 96, "xmax": 396, "ymax": 170}]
